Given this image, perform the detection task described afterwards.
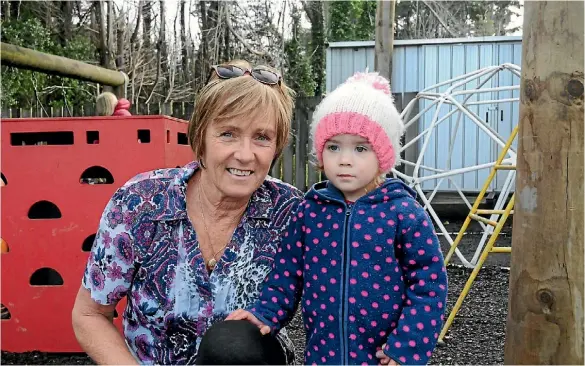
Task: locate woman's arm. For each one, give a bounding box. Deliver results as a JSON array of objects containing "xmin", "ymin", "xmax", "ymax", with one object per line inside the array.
[
  {"xmin": 72, "ymin": 286, "xmax": 138, "ymax": 365},
  {"xmin": 72, "ymin": 183, "xmax": 141, "ymax": 364}
]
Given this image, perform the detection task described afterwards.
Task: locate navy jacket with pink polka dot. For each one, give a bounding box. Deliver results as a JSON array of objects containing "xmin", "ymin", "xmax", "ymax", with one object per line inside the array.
[{"xmin": 249, "ymin": 178, "xmax": 448, "ymax": 365}]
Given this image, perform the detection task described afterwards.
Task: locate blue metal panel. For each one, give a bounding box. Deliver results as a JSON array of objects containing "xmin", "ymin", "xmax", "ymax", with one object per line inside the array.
[
  {"xmin": 391, "ymin": 46, "xmax": 405, "ymax": 93},
  {"xmin": 330, "ymin": 48, "xmax": 343, "ymax": 92},
  {"xmin": 417, "ymin": 45, "xmax": 426, "ymax": 92},
  {"xmin": 353, "ymin": 46, "xmax": 369, "ymax": 74},
  {"xmin": 340, "ymin": 47, "xmax": 355, "ymax": 82},
  {"xmin": 495, "ymin": 44, "xmax": 515, "ymax": 190},
  {"xmin": 421, "ymin": 45, "xmax": 439, "ymax": 190},
  {"xmin": 463, "ymin": 44, "xmax": 480, "ymax": 191},
  {"xmin": 448, "ymin": 47, "xmax": 466, "ymax": 190},
  {"xmin": 366, "ymin": 46, "xmax": 375, "ymax": 73},
  {"xmin": 477, "ymin": 43, "xmax": 495, "ymax": 191},
  {"xmin": 449, "ymin": 45, "xmax": 467, "ymax": 190},
  {"xmin": 434, "ymin": 45, "xmax": 453, "ymax": 191},
  {"xmin": 404, "ymin": 47, "xmax": 419, "ymax": 92}
]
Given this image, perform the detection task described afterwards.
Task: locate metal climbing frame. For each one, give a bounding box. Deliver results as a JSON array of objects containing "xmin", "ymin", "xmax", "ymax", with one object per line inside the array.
[
  {"xmin": 392, "ymin": 63, "xmax": 521, "ymax": 268},
  {"xmin": 437, "ymin": 124, "xmax": 518, "ymax": 343}
]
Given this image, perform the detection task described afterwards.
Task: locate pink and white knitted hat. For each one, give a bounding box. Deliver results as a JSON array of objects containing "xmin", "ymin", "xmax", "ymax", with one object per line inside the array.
[{"xmin": 310, "ymin": 71, "xmax": 404, "ymax": 173}]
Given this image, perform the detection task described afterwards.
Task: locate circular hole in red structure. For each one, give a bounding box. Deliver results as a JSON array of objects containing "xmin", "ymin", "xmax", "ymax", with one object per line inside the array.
[
  {"xmin": 80, "ymin": 166, "xmax": 114, "ymax": 184},
  {"xmin": 1, "ymin": 304, "xmax": 11, "ymax": 320},
  {"xmin": 28, "ymin": 201, "xmax": 62, "ymax": 219},
  {"xmin": 82, "ymin": 234, "xmax": 96, "ymax": 252},
  {"xmin": 30, "ymin": 267, "xmax": 64, "ymax": 286},
  {"xmin": 1, "ymin": 238, "xmax": 8, "ymax": 253}
]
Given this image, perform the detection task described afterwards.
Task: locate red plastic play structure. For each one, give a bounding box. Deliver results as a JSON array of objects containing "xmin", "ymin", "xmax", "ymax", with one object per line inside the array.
[{"xmin": 1, "ymin": 115, "xmax": 193, "ymax": 352}]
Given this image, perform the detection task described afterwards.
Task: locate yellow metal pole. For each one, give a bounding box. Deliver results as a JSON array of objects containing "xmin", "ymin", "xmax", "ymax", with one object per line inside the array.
[
  {"xmin": 439, "ymin": 194, "xmax": 515, "ymax": 343},
  {"xmin": 443, "ymin": 125, "xmax": 518, "ymax": 265}
]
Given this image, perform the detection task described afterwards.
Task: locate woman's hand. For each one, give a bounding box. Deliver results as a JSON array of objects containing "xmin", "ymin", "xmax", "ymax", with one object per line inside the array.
[
  {"xmin": 376, "ymin": 347, "xmax": 398, "ymax": 366},
  {"xmin": 226, "ymin": 309, "xmax": 271, "ymax": 335}
]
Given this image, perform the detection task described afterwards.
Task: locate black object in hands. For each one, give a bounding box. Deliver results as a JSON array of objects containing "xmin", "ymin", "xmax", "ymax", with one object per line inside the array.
[{"xmin": 195, "ymin": 320, "xmax": 287, "ymax": 365}]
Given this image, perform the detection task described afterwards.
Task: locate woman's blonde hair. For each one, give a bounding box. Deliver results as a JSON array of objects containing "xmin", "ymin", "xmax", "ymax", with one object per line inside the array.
[
  {"xmin": 188, "ymin": 60, "xmax": 295, "ymax": 161},
  {"xmin": 96, "ymin": 92, "xmax": 118, "ymax": 116}
]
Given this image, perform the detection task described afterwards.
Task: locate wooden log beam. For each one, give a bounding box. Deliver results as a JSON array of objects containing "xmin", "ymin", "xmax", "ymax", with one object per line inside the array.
[
  {"xmin": 504, "ymin": 1, "xmax": 584, "ymax": 364},
  {"xmin": 374, "ymin": 0, "xmax": 395, "ymax": 83},
  {"xmin": 0, "ymin": 42, "xmax": 127, "ymax": 97}
]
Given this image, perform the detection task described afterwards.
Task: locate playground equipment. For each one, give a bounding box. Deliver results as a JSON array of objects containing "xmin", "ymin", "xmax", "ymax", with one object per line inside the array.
[
  {"xmin": 438, "ymin": 125, "xmax": 517, "ymax": 343},
  {"xmin": 389, "ymin": 63, "xmax": 520, "ymax": 343},
  {"xmin": 1, "ymin": 115, "xmax": 194, "ymax": 352},
  {"xmin": 391, "ymin": 63, "xmax": 520, "ymax": 269},
  {"xmin": 0, "ymin": 42, "xmax": 194, "ymax": 352}
]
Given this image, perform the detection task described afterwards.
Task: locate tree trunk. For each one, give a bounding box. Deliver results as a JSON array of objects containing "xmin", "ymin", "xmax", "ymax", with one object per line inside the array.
[
  {"xmin": 504, "ymin": 1, "xmax": 584, "ymax": 365},
  {"xmin": 116, "ymin": 11, "xmax": 125, "ymax": 71},
  {"xmin": 375, "ymin": 0, "xmax": 395, "ymax": 83},
  {"xmin": 107, "ymin": 0, "xmax": 114, "ymax": 69},
  {"xmin": 196, "ymin": 0, "xmax": 219, "ymax": 84},
  {"xmin": 95, "ymin": 0, "xmax": 108, "ymax": 67},
  {"xmin": 159, "ymin": 0, "xmax": 168, "ymax": 76},
  {"xmin": 142, "ymin": 0, "xmax": 152, "ymax": 49},
  {"xmin": 9, "ymin": 1, "xmax": 20, "ymax": 21},
  {"xmin": 130, "ymin": 0, "xmax": 142, "ymax": 45},
  {"xmin": 59, "ymin": 1, "xmax": 73, "ymax": 47},
  {"xmin": 303, "ymin": 1, "xmax": 325, "ymax": 96},
  {"xmin": 180, "ymin": 0, "xmax": 188, "ymax": 79}
]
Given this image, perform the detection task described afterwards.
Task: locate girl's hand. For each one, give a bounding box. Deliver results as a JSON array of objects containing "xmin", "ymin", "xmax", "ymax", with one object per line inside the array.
[
  {"xmin": 225, "ymin": 309, "xmax": 271, "ymax": 335},
  {"xmin": 376, "ymin": 347, "xmax": 398, "ymax": 365}
]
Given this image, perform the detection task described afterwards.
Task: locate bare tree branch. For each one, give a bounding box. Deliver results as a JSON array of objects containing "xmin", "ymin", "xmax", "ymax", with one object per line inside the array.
[
  {"xmin": 225, "ymin": 2, "xmax": 266, "ymax": 56},
  {"xmin": 421, "ymin": 0, "xmax": 458, "ymax": 38}
]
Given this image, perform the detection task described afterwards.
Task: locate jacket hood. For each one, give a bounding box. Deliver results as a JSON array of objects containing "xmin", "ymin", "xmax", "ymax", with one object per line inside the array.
[{"xmin": 307, "ymin": 177, "xmax": 417, "ymax": 205}]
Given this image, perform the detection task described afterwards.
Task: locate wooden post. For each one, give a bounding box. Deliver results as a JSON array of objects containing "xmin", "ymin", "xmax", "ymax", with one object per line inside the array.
[
  {"xmin": 374, "ymin": 0, "xmax": 395, "ymax": 82},
  {"xmin": 0, "ymin": 42, "xmax": 128, "ymax": 98},
  {"xmin": 504, "ymin": 1, "xmax": 584, "ymax": 364}
]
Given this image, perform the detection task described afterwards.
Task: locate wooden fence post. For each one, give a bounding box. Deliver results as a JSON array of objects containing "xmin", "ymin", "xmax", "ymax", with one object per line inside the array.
[{"xmin": 504, "ymin": 2, "xmax": 584, "ymax": 364}]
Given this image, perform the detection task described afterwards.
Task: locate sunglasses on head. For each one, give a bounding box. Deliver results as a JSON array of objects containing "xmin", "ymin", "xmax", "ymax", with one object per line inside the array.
[{"xmin": 207, "ymin": 64, "xmax": 282, "ymax": 85}]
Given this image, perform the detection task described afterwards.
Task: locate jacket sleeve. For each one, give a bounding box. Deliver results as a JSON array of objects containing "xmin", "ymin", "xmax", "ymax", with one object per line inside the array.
[
  {"xmin": 247, "ymin": 201, "xmax": 306, "ymax": 334},
  {"xmin": 383, "ymin": 197, "xmax": 448, "ymax": 365}
]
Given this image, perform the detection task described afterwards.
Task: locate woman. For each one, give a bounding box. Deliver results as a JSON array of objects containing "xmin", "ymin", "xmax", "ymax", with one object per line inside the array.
[{"xmin": 72, "ymin": 60, "xmax": 302, "ymax": 365}]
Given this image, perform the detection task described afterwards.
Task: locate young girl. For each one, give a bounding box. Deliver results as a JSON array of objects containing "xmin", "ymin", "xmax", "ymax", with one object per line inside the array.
[
  {"xmin": 96, "ymin": 91, "xmax": 132, "ymax": 116},
  {"xmin": 227, "ymin": 72, "xmax": 448, "ymax": 365}
]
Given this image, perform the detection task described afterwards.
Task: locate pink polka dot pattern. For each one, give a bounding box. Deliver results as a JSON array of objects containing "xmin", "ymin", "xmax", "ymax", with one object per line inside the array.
[{"xmin": 248, "ymin": 180, "xmax": 448, "ymax": 365}]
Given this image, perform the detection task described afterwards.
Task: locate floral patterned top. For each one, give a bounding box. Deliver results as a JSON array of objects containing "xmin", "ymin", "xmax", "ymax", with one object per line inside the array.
[{"xmin": 82, "ymin": 161, "xmax": 303, "ymax": 364}]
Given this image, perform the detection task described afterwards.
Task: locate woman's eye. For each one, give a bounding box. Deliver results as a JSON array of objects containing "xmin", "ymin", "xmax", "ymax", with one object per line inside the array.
[
  {"xmin": 256, "ymin": 134, "xmax": 270, "ymax": 141},
  {"xmin": 356, "ymin": 146, "xmax": 368, "ymax": 152},
  {"xmin": 219, "ymin": 131, "xmax": 233, "ymax": 138}
]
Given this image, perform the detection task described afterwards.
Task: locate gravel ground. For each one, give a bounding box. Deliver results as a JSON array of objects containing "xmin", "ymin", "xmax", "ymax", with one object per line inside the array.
[{"xmin": 2, "ymin": 220, "xmax": 511, "ymax": 365}]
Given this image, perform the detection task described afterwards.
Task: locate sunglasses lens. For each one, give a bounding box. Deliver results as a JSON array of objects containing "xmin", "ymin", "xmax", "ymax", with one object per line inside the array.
[
  {"xmin": 251, "ymin": 69, "xmax": 280, "ymax": 85},
  {"xmin": 216, "ymin": 65, "xmax": 245, "ymax": 79}
]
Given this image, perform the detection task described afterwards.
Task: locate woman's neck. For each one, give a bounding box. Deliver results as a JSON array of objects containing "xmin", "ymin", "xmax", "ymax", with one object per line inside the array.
[{"xmin": 188, "ymin": 171, "xmax": 249, "ymax": 221}]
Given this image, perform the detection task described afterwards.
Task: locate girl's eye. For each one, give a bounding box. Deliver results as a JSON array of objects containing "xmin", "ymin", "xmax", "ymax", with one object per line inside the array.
[
  {"xmin": 356, "ymin": 146, "xmax": 368, "ymax": 152},
  {"xmin": 327, "ymin": 145, "xmax": 339, "ymax": 151}
]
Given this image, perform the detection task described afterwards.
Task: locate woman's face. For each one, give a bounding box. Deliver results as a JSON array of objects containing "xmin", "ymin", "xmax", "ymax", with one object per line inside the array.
[{"xmin": 201, "ymin": 113, "xmax": 277, "ymax": 201}]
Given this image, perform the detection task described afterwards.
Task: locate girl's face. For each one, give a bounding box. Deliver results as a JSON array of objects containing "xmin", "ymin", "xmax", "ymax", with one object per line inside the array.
[{"xmin": 322, "ymin": 134, "xmax": 380, "ymax": 202}]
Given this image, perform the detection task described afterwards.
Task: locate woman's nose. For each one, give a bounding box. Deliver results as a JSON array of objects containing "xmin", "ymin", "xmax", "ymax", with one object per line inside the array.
[{"xmin": 234, "ymin": 139, "xmax": 254, "ymax": 162}]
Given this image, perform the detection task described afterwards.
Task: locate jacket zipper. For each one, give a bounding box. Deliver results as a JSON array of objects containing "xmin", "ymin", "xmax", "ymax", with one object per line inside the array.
[{"xmin": 341, "ymin": 204, "xmax": 351, "ymax": 365}]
